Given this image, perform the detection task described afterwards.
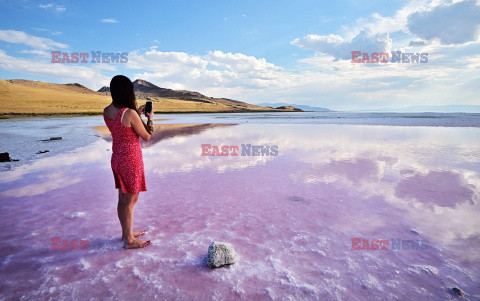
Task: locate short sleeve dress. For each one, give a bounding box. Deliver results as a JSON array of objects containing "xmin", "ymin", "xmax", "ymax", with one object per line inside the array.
[{"xmin": 103, "ymin": 107, "xmax": 147, "ymax": 194}]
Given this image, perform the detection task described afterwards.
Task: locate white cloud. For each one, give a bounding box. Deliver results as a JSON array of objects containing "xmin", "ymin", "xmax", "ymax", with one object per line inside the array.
[
  {"xmin": 407, "ymin": 0, "xmax": 480, "ymax": 45},
  {"xmin": 207, "ymin": 50, "xmax": 283, "ymax": 73},
  {"xmin": 101, "ymin": 18, "xmax": 118, "ymax": 23},
  {"xmin": 291, "ymin": 30, "xmax": 392, "ymax": 61},
  {"xmin": 127, "ymin": 49, "xmax": 292, "ymax": 92},
  {"xmin": 0, "ymin": 30, "xmax": 68, "ymax": 50},
  {"xmin": 341, "ymin": 3, "xmax": 425, "ymax": 40}
]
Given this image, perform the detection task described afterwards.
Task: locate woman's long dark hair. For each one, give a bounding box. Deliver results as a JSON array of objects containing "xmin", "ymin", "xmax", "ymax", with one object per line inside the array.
[{"xmin": 110, "ymin": 75, "xmax": 152, "ymax": 134}]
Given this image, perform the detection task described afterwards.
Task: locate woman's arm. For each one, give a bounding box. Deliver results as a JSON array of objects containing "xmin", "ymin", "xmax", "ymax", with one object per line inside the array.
[{"xmin": 128, "ymin": 109, "xmax": 152, "ymax": 141}]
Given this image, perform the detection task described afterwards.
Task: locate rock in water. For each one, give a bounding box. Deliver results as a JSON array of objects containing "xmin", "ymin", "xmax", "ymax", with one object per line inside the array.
[{"xmin": 207, "ymin": 241, "xmax": 237, "ymax": 268}]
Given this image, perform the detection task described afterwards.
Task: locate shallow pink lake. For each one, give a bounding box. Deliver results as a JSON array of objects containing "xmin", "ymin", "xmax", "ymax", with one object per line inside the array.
[{"xmin": 1, "ymin": 120, "xmax": 479, "ymax": 300}]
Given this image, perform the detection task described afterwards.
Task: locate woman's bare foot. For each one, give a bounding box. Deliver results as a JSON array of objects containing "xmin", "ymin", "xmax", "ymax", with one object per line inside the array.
[
  {"xmin": 123, "ymin": 239, "xmax": 151, "ymax": 249},
  {"xmin": 121, "ymin": 230, "xmax": 147, "ymax": 241}
]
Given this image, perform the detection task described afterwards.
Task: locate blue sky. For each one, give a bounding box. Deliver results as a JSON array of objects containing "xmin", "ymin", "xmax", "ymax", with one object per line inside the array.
[{"xmin": 0, "ymin": 0, "xmax": 479, "ymax": 110}]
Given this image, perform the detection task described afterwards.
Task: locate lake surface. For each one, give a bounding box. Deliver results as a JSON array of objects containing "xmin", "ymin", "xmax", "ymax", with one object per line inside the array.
[{"xmin": 1, "ymin": 112, "xmax": 479, "ymax": 299}]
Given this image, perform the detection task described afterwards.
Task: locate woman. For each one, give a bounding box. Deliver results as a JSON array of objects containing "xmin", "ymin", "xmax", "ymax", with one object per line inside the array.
[{"xmin": 103, "ymin": 75, "xmax": 154, "ymax": 249}]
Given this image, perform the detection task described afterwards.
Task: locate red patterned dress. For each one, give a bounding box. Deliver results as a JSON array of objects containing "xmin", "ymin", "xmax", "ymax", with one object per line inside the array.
[{"xmin": 103, "ymin": 107, "xmax": 147, "ymax": 194}]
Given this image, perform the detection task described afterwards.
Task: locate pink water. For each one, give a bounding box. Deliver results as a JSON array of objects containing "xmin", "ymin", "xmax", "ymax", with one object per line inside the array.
[{"xmin": 1, "ymin": 122, "xmax": 479, "ymax": 300}]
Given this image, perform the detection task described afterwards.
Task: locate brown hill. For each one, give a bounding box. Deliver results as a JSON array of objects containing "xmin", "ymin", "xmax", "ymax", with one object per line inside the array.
[{"xmin": 0, "ymin": 79, "xmax": 111, "ymax": 117}]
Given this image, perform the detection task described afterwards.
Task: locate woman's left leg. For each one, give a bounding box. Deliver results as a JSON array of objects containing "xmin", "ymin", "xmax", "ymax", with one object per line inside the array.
[{"xmin": 118, "ymin": 189, "xmax": 147, "ymax": 242}]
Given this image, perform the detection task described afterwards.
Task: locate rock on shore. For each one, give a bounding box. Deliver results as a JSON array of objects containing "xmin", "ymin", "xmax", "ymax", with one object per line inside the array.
[
  {"xmin": 207, "ymin": 241, "xmax": 238, "ymax": 268},
  {"xmin": 0, "ymin": 152, "xmax": 19, "ymax": 162}
]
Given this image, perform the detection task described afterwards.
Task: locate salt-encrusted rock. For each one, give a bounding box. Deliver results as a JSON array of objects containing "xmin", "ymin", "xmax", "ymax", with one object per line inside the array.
[{"xmin": 207, "ymin": 241, "xmax": 237, "ymax": 268}]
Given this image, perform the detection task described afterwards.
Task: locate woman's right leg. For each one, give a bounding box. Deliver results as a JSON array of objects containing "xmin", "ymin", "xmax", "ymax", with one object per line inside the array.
[
  {"xmin": 118, "ymin": 189, "xmax": 150, "ymax": 248},
  {"xmin": 118, "ymin": 190, "xmax": 132, "ymax": 240}
]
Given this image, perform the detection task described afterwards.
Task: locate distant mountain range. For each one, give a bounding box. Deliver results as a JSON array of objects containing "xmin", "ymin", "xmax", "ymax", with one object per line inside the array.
[
  {"xmin": 255, "ymin": 102, "xmax": 332, "ymax": 112},
  {"xmin": 256, "ymin": 103, "xmax": 480, "ymax": 113},
  {"xmin": 0, "ymin": 78, "xmax": 303, "ymax": 117},
  {"xmin": 359, "ymin": 105, "xmax": 480, "ymax": 113}
]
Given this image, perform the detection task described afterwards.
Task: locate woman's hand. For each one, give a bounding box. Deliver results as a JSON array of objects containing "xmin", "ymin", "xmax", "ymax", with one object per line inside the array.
[
  {"xmin": 145, "ymin": 110, "xmax": 154, "ymax": 120},
  {"xmin": 138, "ymin": 104, "xmax": 146, "ymax": 115},
  {"xmin": 139, "ymin": 104, "xmax": 153, "ymax": 120}
]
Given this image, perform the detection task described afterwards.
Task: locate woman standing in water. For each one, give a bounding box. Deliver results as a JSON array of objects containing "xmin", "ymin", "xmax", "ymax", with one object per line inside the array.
[{"xmin": 103, "ymin": 75, "xmax": 154, "ymax": 249}]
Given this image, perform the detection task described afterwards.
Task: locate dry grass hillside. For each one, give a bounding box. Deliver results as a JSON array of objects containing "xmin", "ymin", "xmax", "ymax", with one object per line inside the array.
[
  {"xmin": 0, "ymin": 79, "xmax": 111, "ymax": 117},
  {"xmin": 0, "ymin": 78, "xmax": 301, "ymax": 118}
]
